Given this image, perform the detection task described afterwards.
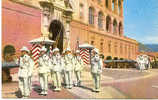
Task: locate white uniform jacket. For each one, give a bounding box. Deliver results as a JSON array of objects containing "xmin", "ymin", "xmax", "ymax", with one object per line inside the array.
[
  {"xmin": 28, "ymin": 59, "xmax": 35, "ymax": 77},
  {"xmin": 51, "ymin": 53, "xmax": 63, "ymax": 72},
  {"xmin": 64, "ymin": 54, "xmax": 74, "ymax": 71},
  {"xmin": 91, "ymin": 54, "xmax": 103, "ymax": 74},
  {"xmin": 38, "ymin": 54, "xmax": 51, "ymax": 74},
  {"xmin": 73, "ymin": 56, "xmax": 84, "ymax": 71},
  {"xmin": 18, "ymin": 55, "xmax": 30, "ymax": 78}
]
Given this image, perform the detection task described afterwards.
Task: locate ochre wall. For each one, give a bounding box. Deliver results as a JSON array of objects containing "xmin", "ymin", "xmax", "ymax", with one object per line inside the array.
[
  {"xmin": 69, "ymin": 0, "xmax": 138, "ymax": 60},
  {"xmin": 70, "ymin": 20, "xmax": 138, "ymax": 60}
]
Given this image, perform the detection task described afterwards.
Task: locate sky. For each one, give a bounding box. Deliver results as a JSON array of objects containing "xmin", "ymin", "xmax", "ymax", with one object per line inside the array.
[{"xmin": 124, "ymin": 0, "xmax": 158, "ymax": 44}]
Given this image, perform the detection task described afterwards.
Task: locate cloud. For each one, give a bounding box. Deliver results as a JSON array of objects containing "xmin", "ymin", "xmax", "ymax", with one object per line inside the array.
[{"xmin": 138, "ymin": 36, "xmax": 158, "ymax": 44}]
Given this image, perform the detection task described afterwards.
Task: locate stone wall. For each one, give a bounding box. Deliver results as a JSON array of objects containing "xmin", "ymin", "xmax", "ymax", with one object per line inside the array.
[{"xmin": 2, "ymin": 0, "xmax": 41, "ymax": 56}]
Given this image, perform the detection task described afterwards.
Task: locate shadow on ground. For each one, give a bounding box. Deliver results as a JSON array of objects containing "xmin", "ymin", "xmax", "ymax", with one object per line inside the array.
[
  {"xmin": 15, "ymin": 90, "xmax": 22, "ymax": 98},
  {"xmin": 78, "ymin": 85, "xmax": 93, "ymax": 92}
]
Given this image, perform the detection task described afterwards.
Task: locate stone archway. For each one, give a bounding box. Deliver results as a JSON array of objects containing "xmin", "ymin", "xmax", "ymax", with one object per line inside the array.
[
  {"xmin": 49, "ymin": 20, "xmax": 65, "ymax": 53},
  {"xmin": 39, "ymin": 0, "xmax": 73, "ymax": 51}
]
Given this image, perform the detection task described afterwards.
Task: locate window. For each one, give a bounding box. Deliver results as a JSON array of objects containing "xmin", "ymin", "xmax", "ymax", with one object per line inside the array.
[
  {"xmin": 125, "ymin": 45, "xmax": 127, "ymax": 55},
  {"xmin": 132, "ymin": 46, "xmax": 135, "ymax": 55},
  {"xmin": 98, "ymin": 11, "xmax": 103, "ymax": 29},
  {"xmin": 91, "ymin": 41, "xmax": 94, "ymax": 45},
  {"xmin": 100, "ymin": 42, "xmax": 103, "ymax": 53},
  {"xmin": 119, "ymin": 22, "xmax": 123, "ymax": 36},
  {"xmin": 118, "ymin": 0, "xmax": 121, "ymax": 15},
  {"xmin": 89, "ymin": 7, "xmax": 95, "ymax": 25},
  {"xmin": 114, "ymin": 42, "xmax": 117, "ymax": 55},
  {"xmin": 113, "ymin": 19, "xmax": 117, "ymax": 34},
  {"xmin": 128, "ymin": 46, "xmax": 131, "ymax": 59},
  {"xmin": 112, "ymin": 0, "xmax": 115, "ymax": 11},
  {"xmin": 79, "ymin": 3, "xmax": 84, "ymax": 19},
  {"xmin": 106, "ymin": 0, "xmax": 108, "ymax": 8},
  {"xmin": 106, "ymin": 16, "xmax": 111, "ymax": 32},
  {"xmin": 120, "ymin": 43, "xmax": 123, "ymax": 54},
  {"xmin": 108, "ymin": 41, "xmax": 111, "ymax": 53}
]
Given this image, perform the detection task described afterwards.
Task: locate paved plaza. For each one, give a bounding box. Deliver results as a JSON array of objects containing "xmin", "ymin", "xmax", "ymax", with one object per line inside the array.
[{"xmin": 2, "ymin": 67, "xmax": 158, "ymax": 99}]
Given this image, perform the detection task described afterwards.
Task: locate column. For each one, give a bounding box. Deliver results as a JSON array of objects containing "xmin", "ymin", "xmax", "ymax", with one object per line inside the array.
[
  {"xmin": 116, "ymin": 24, "xmax": 118, "ymax": 36},
  {"xmin": 40, "ymin": 4, "xmax": 51, "ymax": 37},
  {"xmin": 120, "ymin": 0, "xmax": 123, "ymax": 16},
  {"xmin": 109, "ymin": 0, "xmax": 112, "ymax": 11},
  {"xmin": 64, "ymin": 21, "xmax": 71, "ymax": 49},
  {"xmin": 110, "ymin": 21, "xmax": 113, "ymax": 33},
  {"xmin": 121, "ymin": 24, "xmax": 124, "ymax": 36},
  {"xmin": 41, "ymin": 13, "xmax": 50, "ymax": 37},
  {"xmin": 114, "ymin": 0, "xmax": 118, "ymax": 15}
]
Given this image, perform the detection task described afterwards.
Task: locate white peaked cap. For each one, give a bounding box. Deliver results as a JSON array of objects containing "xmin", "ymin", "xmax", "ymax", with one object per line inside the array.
[
  {"xmin": 65, "ymin": 48, "xmax": 71, "ymax": 52},
  {"xmin": 40, "ymin": 46, "xmax": 47, "ymax": 52},
  {"xmin": 53, "ymin": 48, "xmax": 59, "ymax": 52},
  {"xmin": 20, "ymin": 46, "xmax": 30, "ymax": 53},
  {"xmin": 76, "ymin": 50, "xmax": 80, "ymax": 53},
  {"xmin": 93, "ymin": 48, "xmax": 99, "ymax": 54}
]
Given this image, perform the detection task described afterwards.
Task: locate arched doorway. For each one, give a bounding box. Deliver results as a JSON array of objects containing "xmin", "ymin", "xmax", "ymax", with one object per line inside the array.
[{"xmin": 49, "ymin": 20, "xmax": 65, "ymax": 53}]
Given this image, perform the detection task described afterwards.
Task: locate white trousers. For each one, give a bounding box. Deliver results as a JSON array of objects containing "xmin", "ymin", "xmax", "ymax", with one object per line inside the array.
[
  {"xmin": 75, "ymin": 71, "xmax": 81, "ymax": 85},
  {"xmin": 53, "ymin": 72, "xmax": 61, "ymax": 88},
  {"xmin": 39, "ymin": 73, "xmax": 48, "ymax": 94},
  {"xmin": 91, "ymin": 73, "xmax": 101, "ymax": 90},
  {"xmin": 64, "ymin": 71, "xmax": 73, "ymax": 87},
  {"xmin": 19, "ymin": 77, "xmax": 29, "ymax": 97},
  {"xmin": 28, "ymin": 76, "xmax": 32, "ymax": 93}
]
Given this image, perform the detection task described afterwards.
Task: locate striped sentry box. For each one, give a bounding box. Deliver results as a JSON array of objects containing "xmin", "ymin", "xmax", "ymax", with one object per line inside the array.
[
  {"xmin": 31, "ymin": 44, "xmax": 42, "ymax": 67},
  {"xmin": 80, "ymin": 48, "xmax": 90, "ymax": 64}
]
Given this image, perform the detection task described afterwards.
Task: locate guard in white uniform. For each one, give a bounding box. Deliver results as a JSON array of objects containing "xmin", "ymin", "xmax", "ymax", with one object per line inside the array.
[
  {"xmin": 73, "ymin": 50, "xmax": 84, "ymax": 87},
  {"xmin": 18, "ymin": 46, "xmax": 31, "ymax": 98},
  {"xmin": 91, "ymin": 48, "xmax": 103, "ymax": 92},
  {"xmin": 63, "ymin": 48, "xmax": 74, "ymax": 89},
  {"xmin": 136, "ymin": 55, "xmax": 145, "ymax": 72},
  {"xmin": 38, "ymin": 46, "xmax": 50, "ymax": 96},
  {"xmin": 61, "ymin": 51, "xmax": 66, "ymax": 87},
  {"xmin": 51, "ymin": 48, "xmax": 62, "ymax": 91},
  {"xmin": 28, "ymin": 57, "xmax": 35, "ymax": 95},
  {"xmin": 143, "ymin": 55, "xmax": 150, "ymax": 69}
]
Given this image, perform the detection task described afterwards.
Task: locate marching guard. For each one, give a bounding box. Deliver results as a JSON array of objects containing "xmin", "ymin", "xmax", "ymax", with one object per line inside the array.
[
  {"xmin": 28, "ymin": 55, "xmax": 35, "ymax": 95},
  {"xmin": 63, "ymin": 48, "xmax": 74, "ymax": 89},
  {"xmin": 73, "ymin": 50, "xmax": 84, "ymax": 87},
  {"xmin": 91, "ymin": 48, "xmax": 103, "ymax": 92},
  {"xmin": 18, "ymin": 46, "xmax": 32, "ymax": 98},
  {"xmin": 38, "ymin": 46, "xmax": 51, "ymax": 96},
  {"xmin": 136, "ymin": 55, "xmax": 146, "ymax": 72},
  {"xmin": 51, "ymin": 48, "xmax": 62, "ymax": 91},
  {"xmin": 61, "ymin": 51, "xmax": 67, "ymax": 87}
]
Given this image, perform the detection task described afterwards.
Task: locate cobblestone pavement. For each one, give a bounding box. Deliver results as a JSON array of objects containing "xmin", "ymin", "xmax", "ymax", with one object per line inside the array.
[
  {"xmin": 2, "ymin": 67, "xmax": 158, "ymax": 99},
  {"xmin": 111, "ymin": 69, "xmax": 158, "ymax": 99},
  {"xmin": 102, "ymin": 68, "xmax": 149, "ymax": 79}
]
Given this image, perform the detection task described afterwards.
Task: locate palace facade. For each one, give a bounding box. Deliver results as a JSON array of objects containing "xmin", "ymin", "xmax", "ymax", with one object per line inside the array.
[{"xmin": 2, "ymin": 0, "xmax": 138, "ymax": 60}]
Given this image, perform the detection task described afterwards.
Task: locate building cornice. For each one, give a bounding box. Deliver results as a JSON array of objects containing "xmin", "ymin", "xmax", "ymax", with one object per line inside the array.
[{"xmin": 9, "ymin": 0, "xmax": 41, "ymax": 10}]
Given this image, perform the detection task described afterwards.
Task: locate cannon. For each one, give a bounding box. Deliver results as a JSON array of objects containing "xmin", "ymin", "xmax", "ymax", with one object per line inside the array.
[{"xmin": 2, "ymin": 61, "xmax": 19, "ymax": 82}]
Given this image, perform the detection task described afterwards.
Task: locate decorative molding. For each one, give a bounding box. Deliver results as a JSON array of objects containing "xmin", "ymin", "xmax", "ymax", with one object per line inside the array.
[{"xmin": 9, "ymin": 0, "xmax": 40, "ymax": 10}]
